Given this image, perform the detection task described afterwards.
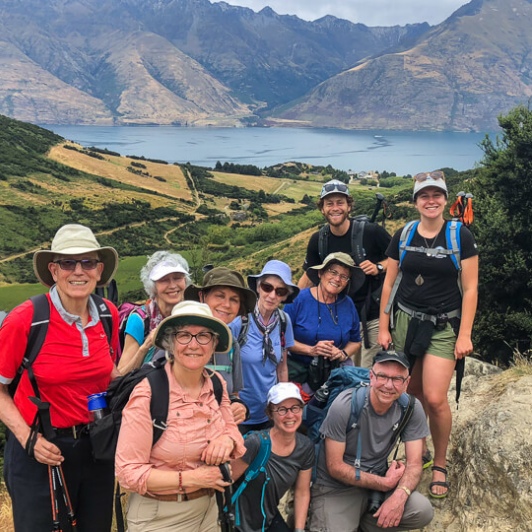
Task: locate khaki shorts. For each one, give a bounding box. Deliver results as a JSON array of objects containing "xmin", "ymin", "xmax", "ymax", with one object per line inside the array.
[{"xmin": 392, "ymin": 308, "xmax": 456, "ymax": 361}]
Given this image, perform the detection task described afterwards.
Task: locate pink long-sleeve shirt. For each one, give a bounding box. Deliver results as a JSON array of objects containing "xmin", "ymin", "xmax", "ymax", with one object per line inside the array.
[{"xmin": 115, "ymin": 362, "xmax": 245, "ymax": 496}]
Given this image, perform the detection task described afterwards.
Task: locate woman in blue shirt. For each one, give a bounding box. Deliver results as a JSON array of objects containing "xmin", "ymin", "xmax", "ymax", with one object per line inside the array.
[
  {"xmin": 229, "ymin": 260, "xmax": 298, "ymax": 435},
  {"xmin": 285, "ymin": 252, "xmax": 362, "ymax": 395}
]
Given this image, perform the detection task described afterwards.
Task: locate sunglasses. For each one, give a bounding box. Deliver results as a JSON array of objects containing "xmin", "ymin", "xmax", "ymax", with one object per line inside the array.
[
  {"xmin": 53, "ymin": 259, "xmax": 101, "ymax": 271},
  {"xmin": 321, "ymin": 182, "xmax": 349, "ymax": 195},
  {"xmin": 413, "ymin": 171, "xmax": 445, "ymax": 182},
  {"xmin": 259, "ymin": 281, "xmax": 290, "ymax": 297}
]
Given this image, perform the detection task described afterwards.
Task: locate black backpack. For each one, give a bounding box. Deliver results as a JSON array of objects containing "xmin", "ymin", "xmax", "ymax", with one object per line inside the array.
[{"xmin": 89, "ymin": 358, "xmax": 224, "ymax": 463}]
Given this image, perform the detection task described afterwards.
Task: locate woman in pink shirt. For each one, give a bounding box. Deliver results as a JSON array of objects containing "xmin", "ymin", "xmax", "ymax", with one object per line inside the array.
[{"xmin": 115, "ymin": 301, "xmax": 245, "ymax": 532}]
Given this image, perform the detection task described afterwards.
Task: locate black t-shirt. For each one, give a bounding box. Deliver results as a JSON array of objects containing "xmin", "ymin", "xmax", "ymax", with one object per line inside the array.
[
  {"xmin": 303, "ymin": 219, "xmax": 391, "ymax": 320},
  {"xmin": 387, "ymin": 221, "xmax": 478, "ymax": 314}
]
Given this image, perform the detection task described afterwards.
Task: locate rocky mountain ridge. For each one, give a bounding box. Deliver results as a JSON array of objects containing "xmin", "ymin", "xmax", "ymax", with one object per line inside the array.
[{"xmin": 0, "ymin": 0, "xmax": 426, "ymax": 125}]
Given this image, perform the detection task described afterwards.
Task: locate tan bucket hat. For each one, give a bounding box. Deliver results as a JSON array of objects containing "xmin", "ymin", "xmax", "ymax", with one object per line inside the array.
[
  {"xmin": 307, "ymin": 252, "xmax": 362, "ymax": 294},
  {"xmin": 184, "ymin": 267, "xmax": 256, "ymax": 315},
  {"xmin": 154, "ymin": 301, "xmax": 232, "ymax": 354},
  {"xmin": 33, "ymin": 224, "xmax": 118, "ymax": 288}
]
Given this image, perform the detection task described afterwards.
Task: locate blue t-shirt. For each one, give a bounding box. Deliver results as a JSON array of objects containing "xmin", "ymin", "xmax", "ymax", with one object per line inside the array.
[
  {"xmin": 229, "ymin": 313, "xmax": 295, "ymax": 426},
  {"xmin": 284, "ymin": 288, "xmax": 361, "ymax": 366},
  {"xmin": 124, "ymin": 310, "xmax": 158, "ymax": 364}
]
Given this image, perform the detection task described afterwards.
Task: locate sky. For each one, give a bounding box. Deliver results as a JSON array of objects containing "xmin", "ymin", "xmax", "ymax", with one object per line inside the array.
[{"xmin": 216, "ymin": 0, "xmax": 469, "ymax": 27}]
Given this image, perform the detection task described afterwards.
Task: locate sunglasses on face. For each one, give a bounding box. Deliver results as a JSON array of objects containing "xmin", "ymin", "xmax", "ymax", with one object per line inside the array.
[
  {"xmin": 321, "ymin": 182, "xmax": 349, "ymax": 195},
  {"xmin": 53, "ymin": 259, "xmax": 101, "ymax": 271},
  {"xmin": 413, "ymin": 171, "xmax": 445, "ymax": 182},
  {"xmin": 259, "ymin": 282, "xmax": 290, "ymax": 298},
  {"xmin": 174, "ymin": 331, "xmax": 217, "ymax": 345}
]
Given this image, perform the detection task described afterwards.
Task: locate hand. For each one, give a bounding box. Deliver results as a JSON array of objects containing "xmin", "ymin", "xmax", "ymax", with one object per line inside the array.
[
  {"xmin": 383, "ymin": 460, "xmax": 405, "ymax": 490},
  {"xmin": 32, "ymin": 434, "xmax": 63, "ymax": 466},
  {"xmin": 230, "ymin": 401, "xmax": 247, "ymax": 424},
  {"xmin": 311, "ymin": 340, "xmax": 334, "ymax": 358},
  {"xmin": 330, "ymin": 347, "xmax": 346, "ymax": 362},
  {"xmin": 377, "ymin": 330, "xmax": 393, "ymax": 351},
  {"xmin": 454, "ymin": 336, "xmax": 473, "ymax": 359},
  {"xmin": 188, "ymin": 464, "xmax": 232, "ymax": 493},
  {"xmin": 373, "ymin": 490, "xmax": 407, "ymax": 528},
  {"xmin": 358, "ymin": 259, "xmax": 378, "ymax": 276},
  {"xmin": 201, "ymin": 435, "xmax": 234, "ymax": 465},
  {"xmin": 142, "ymin": 329, "xmax": 157, "ymax": 350}
]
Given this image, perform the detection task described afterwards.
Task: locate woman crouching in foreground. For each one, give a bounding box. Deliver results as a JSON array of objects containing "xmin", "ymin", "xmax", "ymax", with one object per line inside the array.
[
  {"xmin": 115, "ymin": 301, "xmax": 245, "ymax": 532},
  {"xmin": 231, "ymin": 382, "xmax": 314, "ymax": 532}
]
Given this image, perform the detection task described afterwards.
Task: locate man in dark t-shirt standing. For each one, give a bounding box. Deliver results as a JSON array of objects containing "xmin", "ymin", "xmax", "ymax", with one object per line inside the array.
[{"xmin": 298, "ymin": 179, "xmax": 391, "ymax": 367}]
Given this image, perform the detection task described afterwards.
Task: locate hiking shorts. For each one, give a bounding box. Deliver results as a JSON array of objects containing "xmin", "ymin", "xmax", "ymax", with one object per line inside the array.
[{"xmin": 392, "ymin": 308, "xmax": 456, "ymax": 361}]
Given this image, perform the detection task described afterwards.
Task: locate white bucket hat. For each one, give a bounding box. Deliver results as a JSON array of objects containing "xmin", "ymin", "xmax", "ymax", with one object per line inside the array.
[
  {"xmin": 33, "ymin": 224, "xmax": 118, "ymax": 288},
  {"xmin": 154, "ymin": 301, "xmax": 232, "ymax": 354}
]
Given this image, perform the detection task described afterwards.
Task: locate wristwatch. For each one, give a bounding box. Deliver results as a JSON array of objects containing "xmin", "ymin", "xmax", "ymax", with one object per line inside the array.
[{"xmin": 376, "ymin": 263, "xmax": 384, "ymax": 274}]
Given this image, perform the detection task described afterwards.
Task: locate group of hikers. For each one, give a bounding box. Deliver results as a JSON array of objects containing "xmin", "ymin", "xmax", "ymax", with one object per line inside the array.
[{"xmin": 0, "ymin": 171, "xmax": 478, "ymax": 531}]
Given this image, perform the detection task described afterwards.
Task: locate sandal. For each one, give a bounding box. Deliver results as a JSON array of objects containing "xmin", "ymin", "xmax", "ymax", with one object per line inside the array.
[
  {"xmin": 422, "ymin": 450, "xmax": 433, "ymax": 470},
  {"xmin": 429, "ymin": 465, "xmax": 449, "ymax": 499}
]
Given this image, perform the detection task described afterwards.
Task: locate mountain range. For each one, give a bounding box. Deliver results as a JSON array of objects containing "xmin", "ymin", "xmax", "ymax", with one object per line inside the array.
[{"xmin": 0, "ymin": 0, "xmax": 531, "ymax": 131}]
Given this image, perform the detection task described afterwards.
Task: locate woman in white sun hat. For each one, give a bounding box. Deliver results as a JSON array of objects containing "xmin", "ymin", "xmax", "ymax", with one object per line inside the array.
[
  {"xmin": 0, "ymin": 224, "xmax": 120, "ymax": 531},
  {"xmin": 118, "ymin": 250, "xmax": 191, "ymax": 373}
]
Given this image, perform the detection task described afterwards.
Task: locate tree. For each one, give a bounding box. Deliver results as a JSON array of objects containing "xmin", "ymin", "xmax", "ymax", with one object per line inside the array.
[{"xmin": 471, "ymin": 104, "xmax": 532, "ymax": 363}]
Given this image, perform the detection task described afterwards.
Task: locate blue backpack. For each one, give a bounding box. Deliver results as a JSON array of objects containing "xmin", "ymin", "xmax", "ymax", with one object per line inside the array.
[
  {"xmin": 304, "ymin": 366, "xmax": 414, "ymax": 480},
  {"xmin": 230, "ymin": 430, "xmax": 272, "ymax": 530}
]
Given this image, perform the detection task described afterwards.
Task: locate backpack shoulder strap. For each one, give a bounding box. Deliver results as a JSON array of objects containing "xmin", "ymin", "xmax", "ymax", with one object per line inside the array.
[
  {"xmin": 237, "ymin": 314, "xmax": 250, "ymax": 348},
  {"xmin": 90, "ymin": 293, "xmax": 113, "ymax": 347},
  {"xmin": 146, "ymin": 359, "xmax": 170, "ymax": 446},
  {"xmin": 384, "ymin": 221, "xmax": 419, "ymax": 319},
  {"xmin": 347, "ymin": 385, "xmax": 369, "ymax": 481},
  {"xmin": 395, "ymin": 393, "xmax": 416, "ymax": 440},
  {"xmin": 278, "ymin": 309, "xmax": 287, "ymax": 350},
  {"xmin": 205, "ymin": 368, "xmax": 224, "ymax": 405},
  {"xmin": 318, "ymin": 225, "xmax": 329, "ymax": 263},
  {"xmin": 445, "ymin": 220, "xmax": 462, "ymax": 271},
  {"xmin": 350, "ymin": 219, "xmax": 366, "ymax": 264},
  {"xmin": 231, "ymin": 430, "xmax": 272, "ymax": 518},
  {"xmin": 16, "ymin": 294, "xmax": 51, "ymax": 398}
]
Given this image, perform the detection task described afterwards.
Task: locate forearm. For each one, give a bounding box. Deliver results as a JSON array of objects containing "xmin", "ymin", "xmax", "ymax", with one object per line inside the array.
[
  {"xmin": 117, "ymin": 340, "xmax": 146, "ymax": 374},
  {"xmin": 0, "ymin": 386, "xmax": 31, "ymax": 447},
  {"xmin": 342, "ymin": 341, "xmax": 361, "ymax": 359},
  {"xmin": 293, "ymin": 488, "xmax": 311, "ymax": 529},
  {"xmin": 277, "ymin": 351, "xmax": 289, "ymax": 382},
  {"xmin": 297, "ymin": 272, "xmax": 313, "ymax": 289},
  {"xmin": 328, "ymin": 462, "xmax": 394, "ymax": 491},
  {"xmin": 458, "ymin": 287, "xmax": 477, "ymax": 339},
  {"xmin": 290, "ymin": 339, "xmax": 316, "ymax": 357}
]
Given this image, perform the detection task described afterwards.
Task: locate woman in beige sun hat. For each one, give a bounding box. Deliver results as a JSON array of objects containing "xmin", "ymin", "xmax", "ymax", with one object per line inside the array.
[{"xmin": 0, "ymin": 223, "xmax": 120, "ymax": 530}]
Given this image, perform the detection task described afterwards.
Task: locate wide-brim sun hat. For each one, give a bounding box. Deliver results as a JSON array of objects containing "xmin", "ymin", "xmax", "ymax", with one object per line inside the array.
[
  {"xmin": 307, "ymin": 252, "xmax": 357, "ymax": 288},
  {"xmin": 33, "ymin": 224, "xmax": 118, "ymax": 288},
  {"xmin": 320, "ymin": 179, "xmax": 351, "ymax": 200},
  {"xmin": 247, "ymin": 260, "xmax": 300, "ymax": 304},
  {"xmin": 267, "ymin": 382, "xmax": 304, "ymax": 405},
  {"xmin": 413, "ymin": 171, "xmax": 448, "ymax": 200},
  {"xmin": 154, "ymin": 300, "xmax": 232, "ymax": 354},
  {"xmin": 184, "ymin": 267, "xmax": 257, "ymax": 314}
]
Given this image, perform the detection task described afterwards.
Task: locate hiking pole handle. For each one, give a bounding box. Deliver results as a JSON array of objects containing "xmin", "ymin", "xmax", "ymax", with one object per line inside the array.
[{"xmin": 370, "ymin": 193, "xmax": 385, "ymax": 223}]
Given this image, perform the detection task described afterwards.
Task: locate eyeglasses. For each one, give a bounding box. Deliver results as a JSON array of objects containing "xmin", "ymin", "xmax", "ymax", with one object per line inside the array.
[
  {"xmin": 326, "ymin": 268, "xmax": 350, "ymax": 283},
  {"xmin": 371, "ymin": 370, "xmax": 408, "ymax": 387},
  {"xmin": 259, "ymin": 282, "xmax": 290, "ymax": 298},
  {"xmin": 413, "ymin": 171, "xmax": 445, "ymax": 182},
  {"xmin": 53, "ymin": 259, "xmax": 101, "ymax": 271},
  {"xmin": 271, "ymin": 405, "xmax": 303, "ymax": 416},
  {"xmin": 174, "ymin": 331, "xmax": 217, "ymax": 345},
  {"xmin": 321, "ymin": 182, "xmax": 349, "ymax": 197}
]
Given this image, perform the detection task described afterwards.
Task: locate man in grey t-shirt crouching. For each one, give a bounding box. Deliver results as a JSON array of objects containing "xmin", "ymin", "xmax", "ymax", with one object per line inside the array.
[{"xmin": 309, "ymin": 350, "xmax": 434, "ymax": 531}]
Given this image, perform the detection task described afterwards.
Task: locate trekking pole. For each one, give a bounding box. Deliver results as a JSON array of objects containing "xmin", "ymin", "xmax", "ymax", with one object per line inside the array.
[
  {"xmin": 55, "ymin": 465, "xmax": 78, "ymax": 531},
  {"xmin": 369, "ymin": 193, "xmax": 385, "ymax": 223},
  {"xmin": 218, "ymin": 463, "xmax": 235, "ymax": 532},
  {"xmin": 49, "ymin": 465, "xmax": 62, "ymax": 531}
]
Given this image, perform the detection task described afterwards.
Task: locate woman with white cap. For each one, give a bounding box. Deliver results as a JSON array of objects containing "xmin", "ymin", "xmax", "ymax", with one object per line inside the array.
[
  {"xmin": 229, "ymin": 260, "xmax": 297, "ymax": 434},
  {"xmin": 231, "ymin": 382, "xmax": 314, "ymax": 532},
  {"xmin": 378, "ymin": 171, "xmax": 478, "ymax": 499},
  {"xmin": 118, "ymin": 250, "xmax": 190, "ymax": 373},
  {"xmin": 0, "ymin": 224, "xmax": 120, "ymax": 530},
  {"xmin": 285, "ymin": 252, "xmax": 361, "ymax": 395},
  {"xmin": 116, "ymin": 301, "xmax": 245, "ymax": 532}
]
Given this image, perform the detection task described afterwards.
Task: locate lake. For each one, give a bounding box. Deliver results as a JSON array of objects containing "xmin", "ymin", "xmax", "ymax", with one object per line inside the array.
[{"xmin": 44, "ymin": 125, "xmax": 493, "ymax": 175}]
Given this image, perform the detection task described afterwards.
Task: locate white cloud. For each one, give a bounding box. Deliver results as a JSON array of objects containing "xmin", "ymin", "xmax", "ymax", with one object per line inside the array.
[{"xmin": 215, "ymin": 0, "xmax": 469, "ymax": 26}]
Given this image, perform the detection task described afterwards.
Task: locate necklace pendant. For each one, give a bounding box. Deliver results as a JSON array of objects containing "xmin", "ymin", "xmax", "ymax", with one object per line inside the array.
[{"xmin": 415, "ymin": 274, "xmax": 424, "ymax": 286}]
